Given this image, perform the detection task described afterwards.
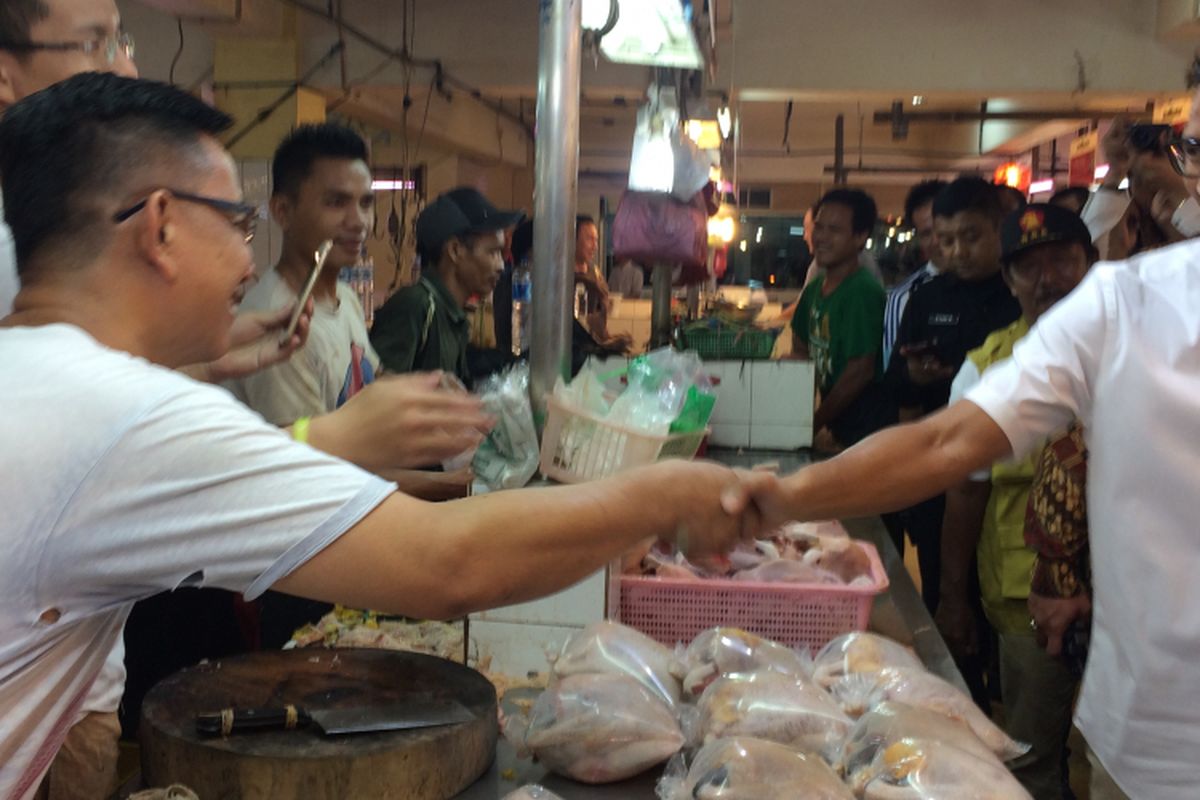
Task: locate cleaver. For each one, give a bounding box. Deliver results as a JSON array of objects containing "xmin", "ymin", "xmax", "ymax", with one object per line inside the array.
[{"xmin": 195, "ymin": 697, "xmax": 476, "ymax": 737}]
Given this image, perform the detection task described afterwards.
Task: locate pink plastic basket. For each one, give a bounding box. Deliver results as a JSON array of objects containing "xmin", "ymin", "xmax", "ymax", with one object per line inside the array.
[{"xmin": 616, "ymin": 541, "xmax": 889, "ymax": 652}]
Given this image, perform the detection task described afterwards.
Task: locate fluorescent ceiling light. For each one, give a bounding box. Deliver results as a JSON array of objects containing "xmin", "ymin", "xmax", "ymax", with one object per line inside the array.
[
  {"xmin": 1029, "ymin": 179, "xmax": 1054, "ymax": 195},
  {"xmin": 584, "ymin": 0, "xmax": 703, "ymax": 69},
  {"xmin": 371, "ymin": 179, "xmax": 416, "ymax": 191}
]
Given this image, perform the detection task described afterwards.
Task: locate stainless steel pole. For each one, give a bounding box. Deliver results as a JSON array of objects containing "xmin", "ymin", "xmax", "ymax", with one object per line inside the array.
[
  {"xmin": 530, "ymin": 0, "xmax": 582, "ymax": 425},
  {"xmin": 650, "ymin": 263, "xmax": 673, "ymax": 349}
]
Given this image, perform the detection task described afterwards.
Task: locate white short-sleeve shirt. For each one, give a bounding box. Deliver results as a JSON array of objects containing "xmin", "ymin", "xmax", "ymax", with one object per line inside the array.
[
  {"xmin": 0, "ymin": 324, "xmax": 394, "ymax": 799},
  {"xmin": 965, "ymin": 240, "xmax": 1200, "ymax": 798}
]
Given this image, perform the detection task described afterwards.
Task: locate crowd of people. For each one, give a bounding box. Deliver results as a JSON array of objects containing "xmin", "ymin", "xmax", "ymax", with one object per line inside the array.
[{"xmin": 1, "ymin": 2, "xmax": 1199, "ymax": 800}]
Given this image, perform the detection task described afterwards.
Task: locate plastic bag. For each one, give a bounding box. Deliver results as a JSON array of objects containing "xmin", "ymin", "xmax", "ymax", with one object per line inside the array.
[
  {"xmin": 551, "ymin": 621, "xmax": 682, "ymax": 711},
  {"xmin": 473, "ymin": 363, "xmax": 539, "ymax": 491},
  {"xmin": 850, "ymin": 737, "xmax": 1033, "ymax": 800},
  {"xmin": 511, "ymin": 672, "xmax": 685, "ymax": 784},
  {"xmin": 657, "ymin": 737, "xmax": 854, "ymax": 800},
  {"xmin": 673, "ymin": 627, "xmax": 811, "ymax": 699},
  {"xmin": 692, "ymin": 670, "xmax": 852, "ymax": 763},
  {"xmin": 811, "ymin": 633, "xmax": 924, "ymax": 691},
  {"xmin": 608, "ymin": 348, "xmax": 716, "ymax": 436},
  {"xmin": 501, "ymin": 787, "xmax": 564, "ymax": 800},
  {"xmin": 733, "ymin": 560, "xmax": 843, "ymax": 585},
  {"xmin": 833, "ymin": 667, "xmax": 1029, "ymax": 761}
]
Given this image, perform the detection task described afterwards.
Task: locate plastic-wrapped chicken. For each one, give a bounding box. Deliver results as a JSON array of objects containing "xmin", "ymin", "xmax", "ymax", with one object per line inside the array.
[
  {"xmin": 834, "ymin": 668, "xmax": 1028, "ymax": 762},
  {"xmin": 849, "ymin": 737, "xmax": 1033, "ymax": 800},
  {"xmin": 812, "ymin": 632, "xmax": 924, "ymax": 691},
  {"xmin": 657, "ymin": 737, "xmax": 854, "ymax": 800},
  {"xmin": 551, "ymin": 621, "xmax": 682, "ymax": 711},
  {"xmin": 841, "ymin": 702, "xmax": 1021, "ymax": 783},
  {"xmin": 501, "ymin": 787, "xmax": 564, "ymax": 800},
  {"xmin": 512, "ymin": 673, "xmax": 685, "ymax": 783},
  {"xmin": 693, "ymin": 670, "xmax": 852, "ymax": 763},
  {"xmin": 673, "ymin": 627, "xmax": 811, "ymax": 698}
]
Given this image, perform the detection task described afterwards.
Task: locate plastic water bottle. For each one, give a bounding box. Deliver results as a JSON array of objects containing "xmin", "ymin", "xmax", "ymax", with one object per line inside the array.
[
  {"xmin": 511, "ymin": 260, "xmax": 532, "ymax": 356},
  {"xmin": 574, "ymin": 283, "xmax": 589, "ymax": 321}
]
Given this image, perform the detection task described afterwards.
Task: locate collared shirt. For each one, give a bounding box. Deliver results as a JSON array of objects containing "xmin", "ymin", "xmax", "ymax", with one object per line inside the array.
[
  {"xmin": 1082, "ymin": 187, "xmax": 1200, "ymax": 260},
  {"xmin": 371, "ymin": 272, "xmax": 471, "ymax": 383},
  {"xmin": 965, "ymin": 238, "xmax": 1200, "ymax": 797},
  {"xmin": 882, "ymin": 261, "xmax": 937, "ymax": 365},
  {"xmin": 887, "ymin": 269, "xmax": 1021, "ymax": 415}
]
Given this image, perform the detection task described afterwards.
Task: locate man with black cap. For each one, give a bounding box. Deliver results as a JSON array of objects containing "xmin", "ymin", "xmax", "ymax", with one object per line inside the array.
[
  {"xmin": 938, "ymin": 203, "xmax": 1096, "ymax": 799},
  {"xmin": 371, "ymin": 186, "xmax": 522, "ymax": 383}
]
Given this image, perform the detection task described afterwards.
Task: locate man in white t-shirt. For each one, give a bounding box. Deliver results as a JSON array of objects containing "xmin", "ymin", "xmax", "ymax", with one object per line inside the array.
[
  {"xmin": 750, "ymin": 216, "xmax": 1200, "ymax": 797},
  {"xmin": 0, "ymin": 73, "xmax": 768, "ymax": 799},
  {"xmin": 225, "ymin": 123, "xmax": 380, "ymax": 425}
]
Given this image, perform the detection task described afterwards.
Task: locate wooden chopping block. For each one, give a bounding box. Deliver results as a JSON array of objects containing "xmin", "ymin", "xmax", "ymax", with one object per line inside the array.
[{"xmin": 140, "ymin": 649, "xmax": 497, "ymax": 799}]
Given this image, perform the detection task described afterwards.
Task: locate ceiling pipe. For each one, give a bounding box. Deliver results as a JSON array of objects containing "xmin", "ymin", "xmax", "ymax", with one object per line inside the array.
[{"xmin": 875, "ymin": 107, "xmax": 1134, "ymax": 125}]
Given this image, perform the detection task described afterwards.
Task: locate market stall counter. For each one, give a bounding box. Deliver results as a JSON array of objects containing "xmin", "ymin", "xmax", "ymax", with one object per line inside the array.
[{"xmin": 455, "ymin": 448, "xmax": 968, "ymax": 799}]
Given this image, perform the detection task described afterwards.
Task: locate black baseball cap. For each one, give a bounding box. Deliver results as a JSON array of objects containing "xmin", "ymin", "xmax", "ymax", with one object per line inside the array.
[
  {"xmin": 416, "ymin": 187, "xmax": 523, "ymax": 260},
  {"xmin": 1000, "ymin": 203, "xmax": 1093, "ymax": 265}
]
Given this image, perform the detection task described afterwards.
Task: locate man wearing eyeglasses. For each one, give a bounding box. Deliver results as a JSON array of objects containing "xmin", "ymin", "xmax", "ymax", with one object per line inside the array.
[{"xmin": 938, "ymin": 205, "xmax": 1096, "ymax": 799}]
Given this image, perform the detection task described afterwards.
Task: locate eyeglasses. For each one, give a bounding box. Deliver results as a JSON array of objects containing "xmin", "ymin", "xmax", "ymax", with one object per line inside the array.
[
  {"xmin": 1167, "ymin": 135, "xmax": 1200, "ymax": 178},
  {"xmin": 0, "ymin": 31, "xmax": 135, "ymax": 65},
  {"xmin": 114, "ymin": 190, "xmax": 261, "ymax": 244},
  {"xmin": 1006, "ymin": 248, "xmax": 1087, "ymax": 285}
]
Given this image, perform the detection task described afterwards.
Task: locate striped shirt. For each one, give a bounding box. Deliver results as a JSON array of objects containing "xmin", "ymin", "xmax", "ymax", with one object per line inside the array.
[{"xmin": 882, "ymin": 261, "xmax": 938, "ymax": 365}]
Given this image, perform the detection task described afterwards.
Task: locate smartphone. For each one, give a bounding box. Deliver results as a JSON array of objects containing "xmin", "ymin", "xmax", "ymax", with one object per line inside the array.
[
  {"xmin": 1061, "ymin": 618, "xmax": 1091, "ymax": 678},
  {"xmin": 281, "ymin": 239, "xmax": 334, "ymax": 343}
]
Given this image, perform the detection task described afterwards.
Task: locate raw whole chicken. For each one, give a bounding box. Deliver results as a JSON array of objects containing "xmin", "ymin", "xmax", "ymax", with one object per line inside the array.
[
  {"xmin": 551, "ymin": 620, "xmax": 682, "ymax": 710},
  {"xmin": 515, "ymin": 672, "xmax": 684, "ymax": 784},
  {"xmin": 812, "ymin": 632, "xmax": 924, "ymax": 691},
  {"xmin": 841, "ymin": 701, "xmax": 1014, "ymax": 782},
  {"xmin": 837, "ymin": 667, "xmax": 1028, "ymax": 762},
  {"xmin": 673, "ymin": 627, "xmax": 811, "ymax": 698},
  {"xmin": 694, "ymin": 669, "xmax": 852, "ymax": 763},
  {"xmin": 501, "ymin": 787, "xmax": 563, "ymax": 800},
  {"xmin": 657, "ymin": 737, "xmax": 854, "ymax": 800},
  {"xmin": 850, "ymin": 737, "xmax": 1033, "ymax": 799}
]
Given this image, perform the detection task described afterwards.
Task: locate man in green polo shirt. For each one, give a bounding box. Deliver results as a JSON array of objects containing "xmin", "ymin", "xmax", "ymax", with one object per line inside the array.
[
  {"xmin": 790, "ymin": 188, "xmax": 887, "ymax": 447},
  {"xmin": 371, "ymin": 187, "xmax": 522, "ymax": 383},
  {"xmin": 940, "ymin": 203, "xmax": 1097, "ymax": 799}
]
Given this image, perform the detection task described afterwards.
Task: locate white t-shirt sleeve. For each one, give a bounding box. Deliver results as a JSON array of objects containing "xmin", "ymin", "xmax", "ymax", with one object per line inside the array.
[
  {"xmin": 965, "ymin": 269, "xmax": 1110, "ymax": 459},
  {"xmin": 949, "ymin": 360, "xmax": 990, "ymax": 482},
  {"xmin": 0, "ymin": 217, "xmax": 17, "ymax": 315},
  {"xmin": 43, "ymin": 382, "xmax": 395, "ymax": 606}
]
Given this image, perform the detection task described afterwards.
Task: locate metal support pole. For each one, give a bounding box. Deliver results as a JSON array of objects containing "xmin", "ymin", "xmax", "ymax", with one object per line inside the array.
[
  {"xmin": 650, "ymin": 264, "xmax": 673, "ymax": 349},
  {"xmin": 530, "ymin": 0, "xmax": 582, "ymax": 424}
]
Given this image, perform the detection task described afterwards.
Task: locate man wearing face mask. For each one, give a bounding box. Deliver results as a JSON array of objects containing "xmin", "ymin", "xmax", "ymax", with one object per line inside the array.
[{"xmin": 371, "ymin": 187, "xmax": 522, "ymax": 384}]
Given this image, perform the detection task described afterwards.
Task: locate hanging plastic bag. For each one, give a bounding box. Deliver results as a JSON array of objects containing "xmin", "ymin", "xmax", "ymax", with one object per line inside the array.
[
  {"xmin": 508, "ymin": 672, "xmax": 685, "ymax": 784},
  {"xmin": 692, "ymin": 670, "xmax": 852, "ymax": 764},
  {"xmin": 628, "ymin": 89, "xmax": 679, "ymax": 195},
  {"xmin": 550, "ymin": 621, "xmax": 682, "ymax": 712},
  {"xmin": 473, "ymin": 363, "xmax": 539, "ymax": 491},
  {"xmin": 611, "ymin": 190, "xmax": 708, "ymax": 272},
  {"xmin": 657, "ymin": 737, "xmax": 854, "ymax": 800}
]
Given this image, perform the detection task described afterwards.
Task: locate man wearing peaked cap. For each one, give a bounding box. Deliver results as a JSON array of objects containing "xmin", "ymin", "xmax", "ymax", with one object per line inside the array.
[
  {"xmin": 941, "ymin": 202, "xmax": 1097, "ymax": 799},
  {"xmin": 371, "ymin": 187, "xmax": 523, "ymax": 384}
]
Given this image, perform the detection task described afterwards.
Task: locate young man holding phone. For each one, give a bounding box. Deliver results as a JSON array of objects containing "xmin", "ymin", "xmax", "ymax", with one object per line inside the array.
[{"xmin": 226, "ymin": 123, "xmax": 381, "ymax": 425}]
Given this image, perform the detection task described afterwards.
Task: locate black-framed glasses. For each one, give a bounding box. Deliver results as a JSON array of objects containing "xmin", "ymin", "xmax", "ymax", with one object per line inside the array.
[
  {"xmin": 0, "ymin": 31, "xmax": 135, "ymax": 65},
  {"xmin": 1167, "ymin": 135, "xmax": 1200, "ymax": 179},
  {"xmin": 114, "ymin": 190, "xmax": 261, "ymax": 244}
]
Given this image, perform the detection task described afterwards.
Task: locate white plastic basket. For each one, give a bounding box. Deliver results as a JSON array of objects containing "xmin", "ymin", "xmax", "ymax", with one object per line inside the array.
[{"xmin": 539, "ymin": 395, "xmax": 707, "ymax": 483}]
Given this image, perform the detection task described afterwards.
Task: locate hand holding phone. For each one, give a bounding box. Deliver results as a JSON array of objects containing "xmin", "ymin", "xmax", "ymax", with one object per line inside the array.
[{"xmin": 281, "ymin": 240, "xmax": 334, "ymax": 343}]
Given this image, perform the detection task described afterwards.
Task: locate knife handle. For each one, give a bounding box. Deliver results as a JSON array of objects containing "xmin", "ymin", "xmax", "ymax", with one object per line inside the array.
[{"xmin": 195, "ymin": 705, "xmax": 312, "ymax": 736}]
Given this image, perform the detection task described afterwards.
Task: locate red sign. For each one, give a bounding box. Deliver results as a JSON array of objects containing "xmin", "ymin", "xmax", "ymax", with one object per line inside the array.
[{"xmin": 1069, "ymin": 132, "xmax": 1098, "ymax": 187}]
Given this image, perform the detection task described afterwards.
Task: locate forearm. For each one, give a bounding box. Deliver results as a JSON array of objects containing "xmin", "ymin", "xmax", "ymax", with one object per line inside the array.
[
  {"xmin": 939, "ymin": 480, "xmax": 990, "ymax": 599},
  {"xmin": 813, "ymin": 362, "xmax": 873, "ymax": 432},
  {"xmin": 274, "ymin": 462, "xmax": 712, "ymax": 620},
  {"xmin": 779, "ymin": 400, "xmax": 1012, "ymax": 521}
]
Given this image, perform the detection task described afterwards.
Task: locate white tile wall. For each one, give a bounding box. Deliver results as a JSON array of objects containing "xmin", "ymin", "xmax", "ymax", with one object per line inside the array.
[
  {"xmin": 749, "ymin": 422, "xmax": 813, "ymax": 450},
  {"xmin": 470, "ymin": 569, "xmax": 607, "ymax": 626},
  {"xmin": 752, "ymin": 360, "xmax": 814, "ymax": 425}
]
